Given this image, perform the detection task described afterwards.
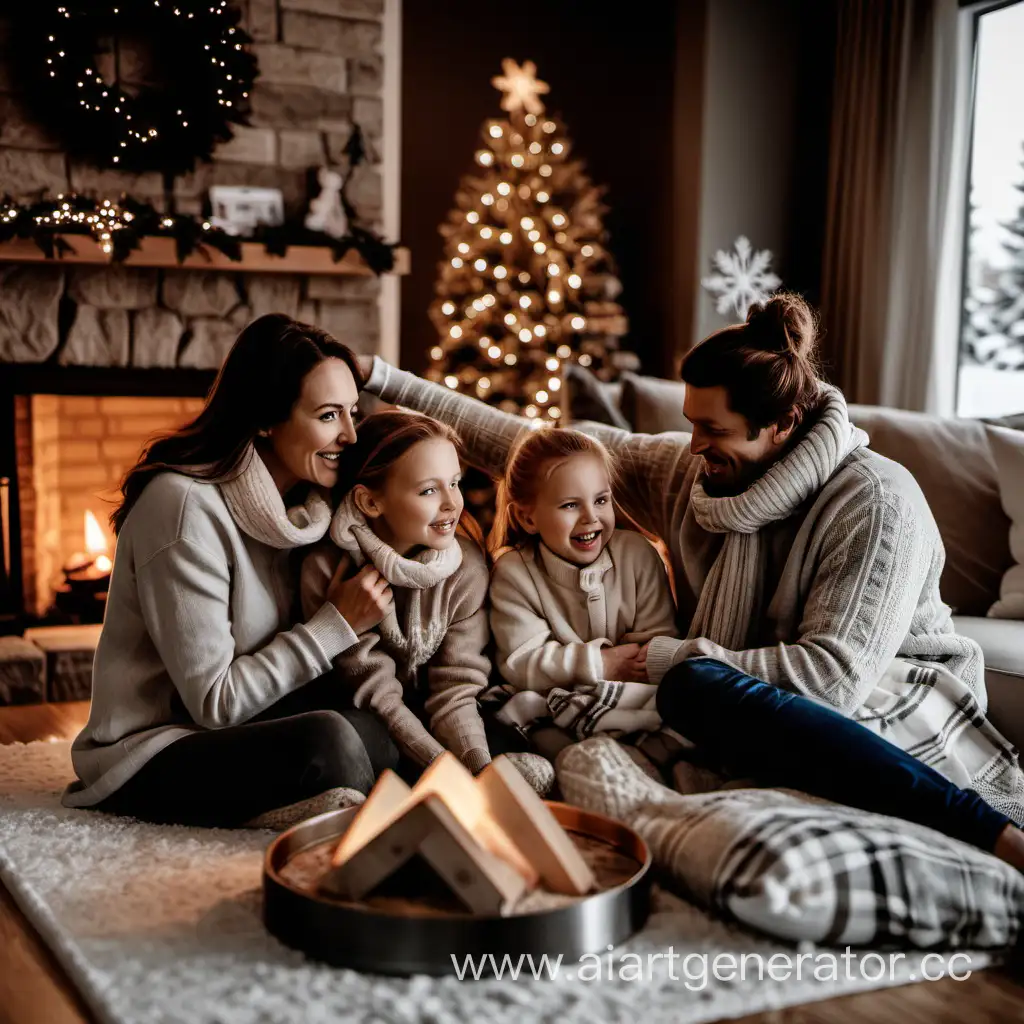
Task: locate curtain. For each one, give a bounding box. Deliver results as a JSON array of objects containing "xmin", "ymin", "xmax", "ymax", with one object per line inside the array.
[{"xmin": 819, "ymin": 0, "xmax": 973, "ymax": 413}]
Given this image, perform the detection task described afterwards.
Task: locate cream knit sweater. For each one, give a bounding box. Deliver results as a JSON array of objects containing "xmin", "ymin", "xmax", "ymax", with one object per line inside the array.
[
  {"xmin": 491, "ymin": 529, "xmax": 676, "ymax": 689},
  {"xmin": 489, "ymin": 529, "xmax": 677, "ymax": 738},
  {"xmin": 364, "ymin": 359, "xmax": 1024, "ymax": 820},
  {"xmin": 301, "ymin": 525, "xmax": 493, "ymax": 773},
  {"xmin": 63, "ymin": 451, "xmax": 357, "ymax": 808}
]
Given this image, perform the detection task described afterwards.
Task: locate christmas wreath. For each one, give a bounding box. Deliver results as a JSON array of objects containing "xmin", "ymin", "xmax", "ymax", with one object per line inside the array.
[{"xmin": 12, "ymin": 2, "xmax": 258, "ymax": 177}]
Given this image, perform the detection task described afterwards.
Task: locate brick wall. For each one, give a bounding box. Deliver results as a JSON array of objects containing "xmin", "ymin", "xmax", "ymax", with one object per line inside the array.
[
  {"xmin": 0, "ymin": 0, "xmax": 388, "ymax": 369},
  {"xmin": 17, "ymin": 396, "xmax": 205, "ymax": 617},
  {"xmin": 13, "ymin": 397, "xmax": 40, "ymax": 618}
]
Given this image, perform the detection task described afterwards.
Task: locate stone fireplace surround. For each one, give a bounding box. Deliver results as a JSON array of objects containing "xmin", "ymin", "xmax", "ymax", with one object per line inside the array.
[{"xmin": 0, "ymin": 0, "xmax": 399, "ymax": 702}]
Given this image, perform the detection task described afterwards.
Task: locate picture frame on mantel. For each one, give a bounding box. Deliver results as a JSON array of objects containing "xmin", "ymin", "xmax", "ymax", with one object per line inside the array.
[{"xmin": 208, "ymin": 186, "xmax": 285, "ymax": 238}]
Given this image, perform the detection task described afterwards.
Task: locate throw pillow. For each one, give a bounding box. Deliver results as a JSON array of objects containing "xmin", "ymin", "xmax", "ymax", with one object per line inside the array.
[
  {"xmin": 565, "ymin": 362, "xmax": 630, "ymax": 429},
  {"xmin": 848, "ymin": 404, "xmax": 1010, "ymax": 617},
  {"xmin": 620, "ymin": 373, "xmax": 693, "ymax": 434},
  {"xmin": 557, "ymin": 737, "xmax": 1023, "ymax": 949},
  {"xmin": 983, "ymin": 411, "xmax": 1024, "ymax": 432},
  {"xmin": 986, "ymin": 425, "xmax": 1024, "ymax": 619}
]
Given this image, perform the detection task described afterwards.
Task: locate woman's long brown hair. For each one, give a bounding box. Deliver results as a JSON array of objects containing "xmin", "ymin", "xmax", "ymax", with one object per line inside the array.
[{"xmin": 111, "ymin": 314, "xmax": 362, "ymax": 534}]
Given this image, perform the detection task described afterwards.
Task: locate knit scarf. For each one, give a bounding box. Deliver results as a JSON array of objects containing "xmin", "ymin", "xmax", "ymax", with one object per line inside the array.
[
  {"xmin": 218, "ymin": 446, "xmax": 333, "ymax": 549},
  {"xmin": 688, "ymin": 386, "xmax": 868, "ymax": 649},
  {"xmin": 329, "ymin": 491, "xmax": 463, "ymax": 589}
]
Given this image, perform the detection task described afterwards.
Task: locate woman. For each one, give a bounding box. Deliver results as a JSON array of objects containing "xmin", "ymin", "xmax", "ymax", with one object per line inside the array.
[
  {"xmin": 63, "ymin": 314, "xmax": 397, "ymax": 829},
  {"xmin": 354, "ymin": 295, "xmax": 1024, "ymax": 871}
]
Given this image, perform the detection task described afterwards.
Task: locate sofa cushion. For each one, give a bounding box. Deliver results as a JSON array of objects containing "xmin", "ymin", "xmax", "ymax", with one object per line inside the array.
[
  {"xmin": 848, "ymin": 405, "xmax": 1011, "ymax": 617},
  {"xmin": 565, "ymin": 363, "xmax": 630, "ymax": 429},
  {"xmin": 985, "ymin": 425, "xmax": 1024, "ymax": 619},
  {"xmin": 620, "ymin": 372, "xmax": 693, "ymax": 434},
  {"xmin": 558, "ymin": 736, "xmax": 1024, "ymax": 949},
  {"xmin": 984, "ymin": 411, "xmax": 1024, "ymax": 431},
  {"xmin": 954, "ymin": 615, "xmax": 1024, "ymax": 752}
]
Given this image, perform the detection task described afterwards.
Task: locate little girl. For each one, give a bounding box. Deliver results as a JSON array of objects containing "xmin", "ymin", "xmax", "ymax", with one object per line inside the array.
[
  {"xmin": 486, "ymin": 427, "xmax": 680, "ymax": 765},
  {"xmin": 302, "ymin": 410, "xmax": 550, "ymax": 789}
]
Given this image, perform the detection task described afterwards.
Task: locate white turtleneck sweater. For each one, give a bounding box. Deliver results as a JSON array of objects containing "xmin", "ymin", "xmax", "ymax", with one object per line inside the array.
[{"xmin": 63, "ymin": 453, "xmax": 357, "ymax": 808}]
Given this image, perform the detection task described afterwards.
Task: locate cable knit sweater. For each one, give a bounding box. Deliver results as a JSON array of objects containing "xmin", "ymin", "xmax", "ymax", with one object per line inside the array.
[
  {"xmin": 489, "ymin": 529, "xmax": 677, "ymax": 738},
  {"xmin": 63, "ymin": 450, "xmax": 357, "ymax": 808},
  {"xmin": 363, "ymin": 359, "xmax": 1024, "ymax": 820},
  {"xmin": 300, "ymin": 504, "xmax": 493, "ymax": 774}
]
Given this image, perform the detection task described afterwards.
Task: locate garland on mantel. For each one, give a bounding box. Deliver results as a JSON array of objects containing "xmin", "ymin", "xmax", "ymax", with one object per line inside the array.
[{"xmin": 0, "ymin": 194, "xmax": 398, "ymax": 273}]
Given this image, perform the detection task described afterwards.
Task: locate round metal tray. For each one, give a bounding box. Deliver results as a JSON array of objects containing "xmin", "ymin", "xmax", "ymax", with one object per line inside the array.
[{"xmin": 263, "ymin": 800, "xmax": 652, "ymax": 976}]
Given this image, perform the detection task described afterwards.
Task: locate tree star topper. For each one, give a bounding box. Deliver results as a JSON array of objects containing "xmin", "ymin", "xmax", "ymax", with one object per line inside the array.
[{"xmin": 491, "ymin": 58, "xmax": 550, "ymax": 115}]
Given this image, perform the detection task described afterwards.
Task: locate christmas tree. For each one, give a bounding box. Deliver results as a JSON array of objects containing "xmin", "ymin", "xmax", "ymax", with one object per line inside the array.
[
  {"xmin": 967, "ymin": 144, "xmax": 1024, "ymax": 370},
  {"xmin": 427, "ymin": 59, "xmax": 632, "ymax": 422}
]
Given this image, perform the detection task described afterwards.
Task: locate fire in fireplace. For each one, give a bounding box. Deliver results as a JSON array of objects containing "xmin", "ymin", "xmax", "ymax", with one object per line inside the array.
[
  {"xmin": 57, "ymin": 510, "xmax": 115, "ymax": 622},
  {"xmin": 2, "ymin": 375, "xmax": 210, "ymax": 629}
]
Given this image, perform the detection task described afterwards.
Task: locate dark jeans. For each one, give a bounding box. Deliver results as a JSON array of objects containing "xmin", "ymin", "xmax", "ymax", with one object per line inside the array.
[
  {"xmin": 98, "ymin": 675, "xmax": 398, "ymax": 828},
  {"xmin": 656, "ymin": 657, "xmax": 1013, "ymax": 853}
]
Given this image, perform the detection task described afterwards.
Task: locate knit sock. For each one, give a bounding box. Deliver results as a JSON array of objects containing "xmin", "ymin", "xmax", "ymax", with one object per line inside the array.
[
  {"xmin": 504, "ymin": 751, "xmax": 556, "ymax": 796},
  {"xmin": 556, "ymin": 736, "xmax": 683, "ymax": 820},
  {"xmin": 243, "ymin": 786, "xmax": 366, "ymax": 831}
]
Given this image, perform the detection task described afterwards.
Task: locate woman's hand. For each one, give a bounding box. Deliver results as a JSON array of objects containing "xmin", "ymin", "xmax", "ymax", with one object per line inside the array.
[
  {"xmin": 601, "ymin": 642, "xmax": 648, "ymax": 683},
  {"xmin": 327, "ymin": 563, "xmax": 393, "ymax": 633}
]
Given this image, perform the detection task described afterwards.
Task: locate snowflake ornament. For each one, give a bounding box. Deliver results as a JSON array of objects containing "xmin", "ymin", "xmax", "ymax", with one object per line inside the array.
[
  {"xmin": 491, "ymin": 58, "xmax": 550, "ymax": 115},
  {"xmin": 702, "ymin": 236, "xmax": 782, "ymax": 320}
]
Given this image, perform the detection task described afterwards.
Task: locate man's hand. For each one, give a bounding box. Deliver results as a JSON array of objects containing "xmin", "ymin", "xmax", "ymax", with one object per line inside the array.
[
  {"xmin": 601, "ymin": 642, "xmax": 648, "ymax": 682},
  {"xmin": 327, "ymin": 563, "xmax": 393, "ymax": 633},
  {"xmin": 356, "ymin": 354, "xmax": 375, "ymax": 379}
]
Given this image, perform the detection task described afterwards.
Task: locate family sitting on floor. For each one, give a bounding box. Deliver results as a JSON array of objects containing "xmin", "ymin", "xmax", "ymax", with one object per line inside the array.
[{"xmin": 60, "ymin": 299, "xmax": 1024, "ymax": 872}]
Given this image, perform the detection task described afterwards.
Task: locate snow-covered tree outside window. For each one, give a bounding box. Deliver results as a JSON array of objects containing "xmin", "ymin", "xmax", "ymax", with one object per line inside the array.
[{"xmin": 958, "ymin": 0, "xmax": 1024, "ymax": 417}]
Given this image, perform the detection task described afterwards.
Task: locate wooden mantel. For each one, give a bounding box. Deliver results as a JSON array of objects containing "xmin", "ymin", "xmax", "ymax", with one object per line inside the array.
[{"xmin": 0, "ymin": 235, "xmax": 410, "ymax": 276}]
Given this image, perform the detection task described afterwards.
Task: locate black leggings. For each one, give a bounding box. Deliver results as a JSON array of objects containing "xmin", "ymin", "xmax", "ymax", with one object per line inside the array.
[{"xmin": 98, "ymin": 676, "xmax": 398, "ymax": 828}]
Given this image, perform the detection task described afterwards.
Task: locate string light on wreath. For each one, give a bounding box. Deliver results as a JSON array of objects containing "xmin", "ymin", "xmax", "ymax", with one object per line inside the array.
[{"xmin": 15, "ymin": 2, "xmax": 257, "ymax": 175}]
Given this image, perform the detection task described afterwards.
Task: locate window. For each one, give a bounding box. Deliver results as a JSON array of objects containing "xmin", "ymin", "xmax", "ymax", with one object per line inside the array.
[{"xmin": 958, "ymin": 0, "xmax": 1024, "ymax": 417}]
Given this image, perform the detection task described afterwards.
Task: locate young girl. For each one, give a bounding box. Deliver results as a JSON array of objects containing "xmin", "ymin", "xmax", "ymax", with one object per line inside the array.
[
  {"xmin": 486, "ymin": 427, "xmax": 680, "ymax": 766},
  {"xmin": 301, "ymin": 410, "xmax": 551, "ymax": 790}
]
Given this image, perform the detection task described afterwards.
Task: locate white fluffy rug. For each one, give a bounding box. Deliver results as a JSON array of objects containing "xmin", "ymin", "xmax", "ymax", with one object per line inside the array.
[{"xmin": 0, "ymin": 740, "xmax": 996, "ymax": 1024}]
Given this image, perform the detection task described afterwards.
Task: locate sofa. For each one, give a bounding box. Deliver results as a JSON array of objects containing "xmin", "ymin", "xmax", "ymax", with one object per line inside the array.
[{"xmin": 567, "ymin": 367, "xmax": 1024, "ymax": 752}]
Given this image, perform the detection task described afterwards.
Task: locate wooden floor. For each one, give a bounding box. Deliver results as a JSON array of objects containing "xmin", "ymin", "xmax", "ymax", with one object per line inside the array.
[{"xmin": 0, "ymin": 703, "xmax": 1022, "ymax": 1024}]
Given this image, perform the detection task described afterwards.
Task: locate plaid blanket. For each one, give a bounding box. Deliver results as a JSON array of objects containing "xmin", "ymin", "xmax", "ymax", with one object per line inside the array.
[
  {"xmin": 852, "ymin": 658, "xmax": 1024, "ymax": 826},
  {"xmin": 558, "ymin": 736, "xmax": 1024, "ymax": 950},
  {"xmin": 481, "ymin": 677, "xmax": 694, "ymax": 771},
  {"xmin": 482, "ymin": 677, "xmax": 661, "ymax": 739}
]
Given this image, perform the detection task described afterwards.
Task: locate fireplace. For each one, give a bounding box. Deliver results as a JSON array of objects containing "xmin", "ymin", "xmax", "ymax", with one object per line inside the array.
[{"xmin": 1, "ymin": 366, "xmax": 214, "ymax": 631}]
